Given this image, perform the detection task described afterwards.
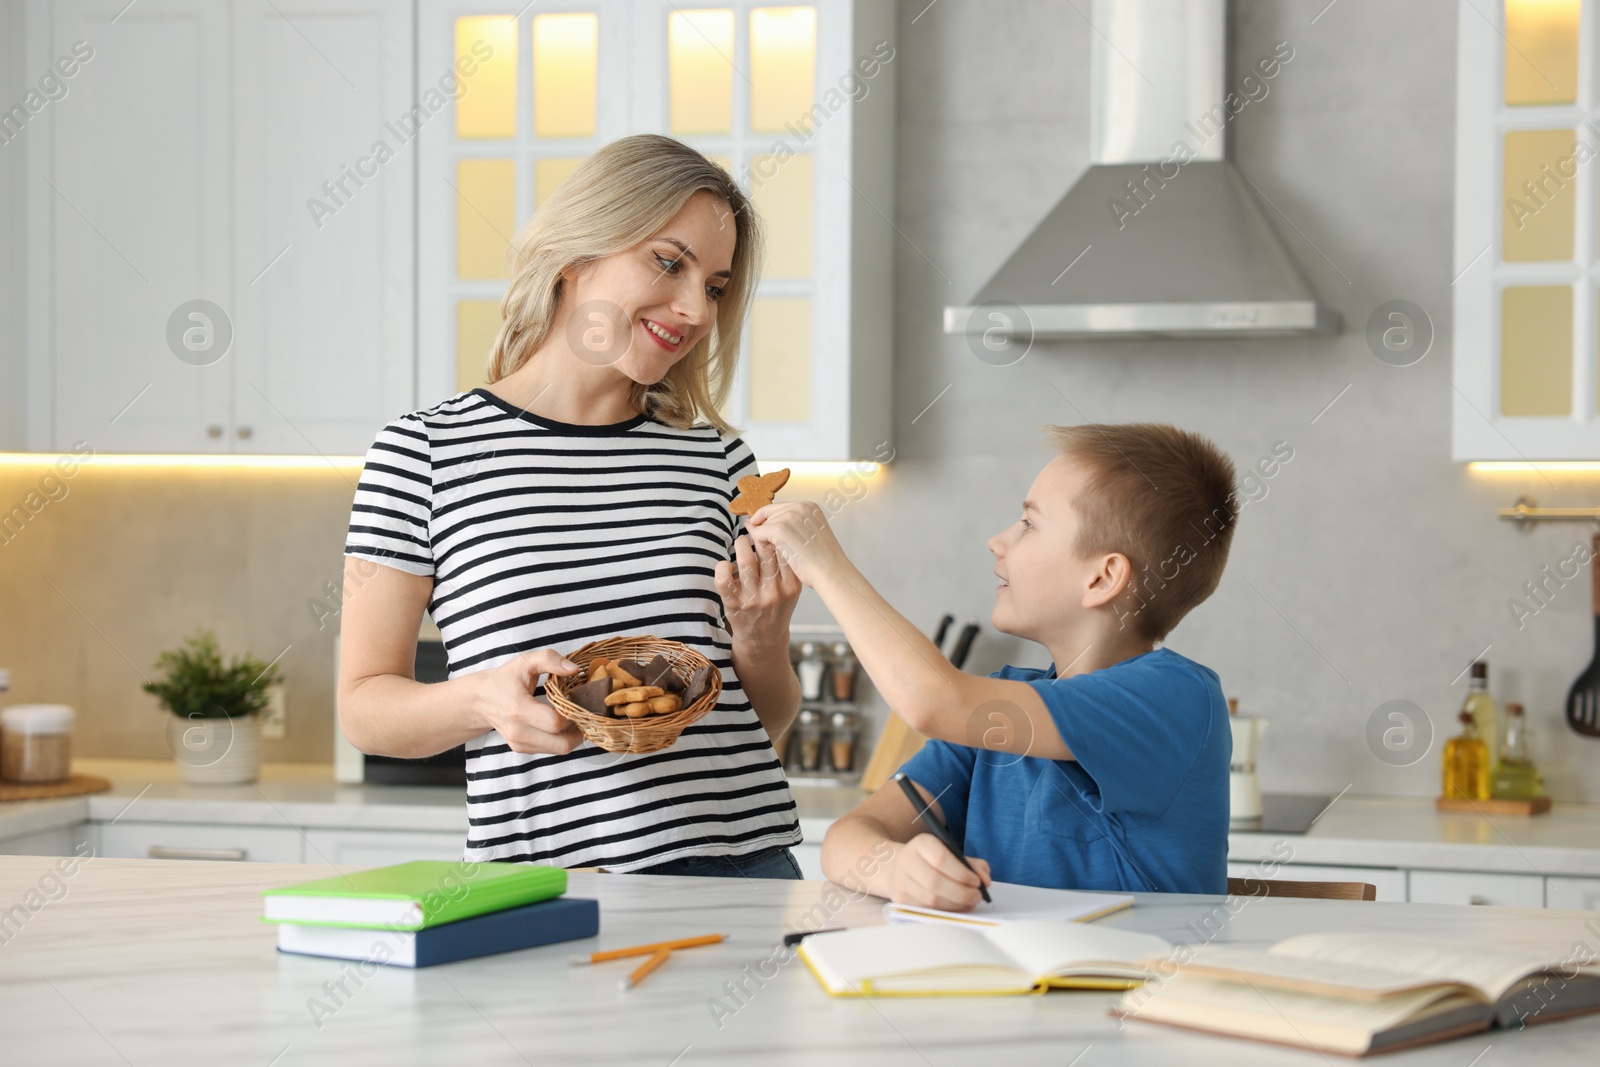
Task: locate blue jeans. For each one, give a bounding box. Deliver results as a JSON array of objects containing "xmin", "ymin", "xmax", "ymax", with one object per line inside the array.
[{"xmin": 632, "ymin": 844, "xmax": 803, "ymax": 879}]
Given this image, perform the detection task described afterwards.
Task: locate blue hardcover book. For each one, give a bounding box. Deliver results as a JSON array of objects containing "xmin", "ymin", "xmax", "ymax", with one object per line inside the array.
[{"xmin": 275, "ymin": 896, "xmax": 600, "ymax": 968}]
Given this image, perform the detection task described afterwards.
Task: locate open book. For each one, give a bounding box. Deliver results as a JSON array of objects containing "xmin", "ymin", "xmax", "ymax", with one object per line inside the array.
[
  {"xmin": 883, "ymin": 882, "xmax": 1134, "ymax": 927},
  {"xmin": 1113, "ymin": 933, "xmax": 1600, "ymax": 1057},
  {"xmin": 798, "ymin": 920, "xmax": 1173, "ymax": 996}
]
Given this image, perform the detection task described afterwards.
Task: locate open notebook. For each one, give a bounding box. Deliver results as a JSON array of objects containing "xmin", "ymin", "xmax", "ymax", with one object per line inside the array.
[
  {"xmin": 798, "ymin": 920, "xmax": 1173, "ymax": 996},
  {"xmin": 1113, "ymin": 932, "xmax": 1600, "ymax": 1057},
  {"xmin": 883, "ymin": 882, "xmax": 1134, "ymax": 927}
]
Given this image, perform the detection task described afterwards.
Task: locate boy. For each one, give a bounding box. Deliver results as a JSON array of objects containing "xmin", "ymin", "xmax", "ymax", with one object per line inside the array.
[{"xmin": 746, "ymin": 423, "xmax": 1237, "ymax": 910}]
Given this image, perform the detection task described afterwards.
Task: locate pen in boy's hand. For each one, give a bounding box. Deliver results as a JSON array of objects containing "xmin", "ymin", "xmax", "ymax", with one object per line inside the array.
[{"xmin": 893, "ymin": 772, "xmax": 992, "ymax": 904}]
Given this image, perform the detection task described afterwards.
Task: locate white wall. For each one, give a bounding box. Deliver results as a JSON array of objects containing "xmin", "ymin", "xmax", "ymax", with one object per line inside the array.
[
  {"xmin": 0, "ymin": 0, "xmax": 26, "ymax": 449},
  {"xmin": 787, "ymin": 0, "xmax": 1600, "ymax": 802}
]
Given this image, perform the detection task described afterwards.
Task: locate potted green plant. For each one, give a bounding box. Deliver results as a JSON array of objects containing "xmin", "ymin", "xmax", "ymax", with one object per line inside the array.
[{"xmin": 143, "ymin": 630, "xmax": 282, "ymax": 785}]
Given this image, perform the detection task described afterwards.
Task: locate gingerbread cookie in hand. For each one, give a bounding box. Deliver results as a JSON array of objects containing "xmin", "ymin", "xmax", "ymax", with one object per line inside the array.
[{"xmin": 730, "ymin": 468, "xmax": 790, "ymax": 516}]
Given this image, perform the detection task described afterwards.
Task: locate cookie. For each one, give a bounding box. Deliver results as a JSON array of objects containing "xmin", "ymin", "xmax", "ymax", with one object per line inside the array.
[
  {"xmin": 568, "ymin": 676, "xmax": 614, "ymax": 717},
  {"xmin": 647, "ymin": 694, "xmax": 682, "ymax": 714},
  {"xmin": 729, "ymin": 468, "xmax": 791, "ymax": 516},
  {"xmin": 680, "ymin": 665, "xmax": 715, "ymax": 708},
  {"xmin": 640, "ymin": 655, "xmax": 679, "ymax": 692},
  {"xmin": 614, "ymin": 658, "xmax": 652, "ymax": 683},
  {"xmin": 604, "ymin": 685, "xmax": 667, "ymax": 707}
]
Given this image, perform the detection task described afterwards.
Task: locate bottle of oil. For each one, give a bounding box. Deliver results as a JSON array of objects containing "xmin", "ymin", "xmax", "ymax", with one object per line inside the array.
[
  {"xmin": 1442, "ymin": 709, "xmax": 1490, "ymax": 801},
  {"xmin": 1490, "ymin": 702, "xmax": 1543, "ymax": 800},
  {"xmin": 1462, "ymin": 661, "xmax": 1498, "ymax": 768}
]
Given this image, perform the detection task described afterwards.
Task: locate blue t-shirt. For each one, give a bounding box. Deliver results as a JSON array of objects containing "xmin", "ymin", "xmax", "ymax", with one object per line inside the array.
[{"xmin": 898, "ymin": 647, "xmax": 1229, "ymax": 894}]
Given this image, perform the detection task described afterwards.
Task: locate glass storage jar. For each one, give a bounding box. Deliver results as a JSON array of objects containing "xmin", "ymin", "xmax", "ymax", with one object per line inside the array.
[{"xmin": 1, "ymin": 705, "xmax": 75, "ymax": 783}]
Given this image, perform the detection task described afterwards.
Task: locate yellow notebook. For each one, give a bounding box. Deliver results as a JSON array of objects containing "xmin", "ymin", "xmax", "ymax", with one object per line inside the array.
[{"xmin": 797, "ymin": 920, "xmax": 1172, "ymax": 997}]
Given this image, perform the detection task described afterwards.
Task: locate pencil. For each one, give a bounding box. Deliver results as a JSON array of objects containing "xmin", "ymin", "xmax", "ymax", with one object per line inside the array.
[
  {"xmin": 568, "ymin": 932, "xmax": 726, "ymax": 965},
  {"xmin": 621, "ymin": 948, "xmax": 672, "ymax": 990}
]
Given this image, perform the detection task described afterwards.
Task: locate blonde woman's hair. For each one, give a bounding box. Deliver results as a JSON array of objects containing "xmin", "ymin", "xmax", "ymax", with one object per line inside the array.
[{"xmin": 486, "ymin": 134, "xmax": 763, "ymax": 433}]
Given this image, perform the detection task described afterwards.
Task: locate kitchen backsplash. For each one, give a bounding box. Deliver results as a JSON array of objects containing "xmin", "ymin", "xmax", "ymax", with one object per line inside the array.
[{"xmin": 0, "ymin": 463, "xmax": 354, "ymax": 763}]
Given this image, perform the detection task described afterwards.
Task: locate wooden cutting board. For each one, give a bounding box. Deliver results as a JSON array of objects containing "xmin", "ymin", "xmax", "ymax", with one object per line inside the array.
[
  {"xmin": 859, "ymin": 712, "xmax": 928, "ymax": 792},
  {"xmin": 0, "ymin": 773, "xmax": 112, "ymax": 802}
]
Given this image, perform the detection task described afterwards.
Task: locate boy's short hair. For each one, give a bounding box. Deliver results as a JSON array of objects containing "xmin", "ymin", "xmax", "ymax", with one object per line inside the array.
[{"xmin": 1046, "ymin": 423, "xmax": 1238, "ymax": 641}]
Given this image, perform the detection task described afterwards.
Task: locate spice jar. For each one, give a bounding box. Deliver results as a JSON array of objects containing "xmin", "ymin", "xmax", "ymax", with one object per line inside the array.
[
  {"xmin": 828, "ymin": 710, "xmax": 859, "ymax": 772},
  {"xmin": 795, "ymin": 643, "xmax": 827, "ymax": 702},
  {"xmin": 794, "ymin": 707, "xmax": 824, "ymax": 771},
  {"xmin": 1, "ymin": 705, "xmax": 75, "ymax": 783},
  {"xmin": 829, "ymin": 642, "xmax": 858, "ymax": 703}
]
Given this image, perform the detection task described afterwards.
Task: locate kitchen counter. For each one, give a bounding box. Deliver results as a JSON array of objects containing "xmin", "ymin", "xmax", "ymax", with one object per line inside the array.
[
  {"xmin": 6, "ymin": 764, "xmax": 1600, "ymax": 881},
  {"xmin": 3, "ymin": 854, "xmax": 1598, "ymax": 1065},
  {"xmin": 0, "ymin": 759, "xmax": 867, "ymax": 845},
  {"xmin": 1228, "ymin": 794, "xmax": 1600, "ymax": 877}
]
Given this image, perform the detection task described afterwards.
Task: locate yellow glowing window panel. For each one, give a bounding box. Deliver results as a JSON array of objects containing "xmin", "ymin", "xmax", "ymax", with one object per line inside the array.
[
  {"xmin": 457, "ymin": 300, "xmax": 503, "ymax": 392},
  {"xmin": 1500, "ymin": 286, "xmax": 1572, "ymax": 416},
  {"xmin": 1502, "ymin": 129, "xmax": 1576, "ymax": 261},
  {"xmin": 750, "ymin": 153, "xmax": 812, "ymax": 278},
  {"xmin": 534, "ymin": 157, "xmax": 585, "ymax": 208},
  {"xmin": 751, "ymin": 7, "xmax": 816, "ymax": 132},
  {"xmin": 455, "ymin": 17, "xmax": 518, "ymax": 138},
  {"xmin": 749, "ymin": 298, "xmax": 811, "ymax": 422},
  {"xmin": 533, "ymin": 13, "xmax": 597, "ymax": 138},
  {"xmin": 669, "ymin": 9, "xmax": 734, "ymax": 135},
  {"xmin": 456, "ymin": 159, "xmax": 516, "ymax": 280},
  {"xmin": 1505, "ymin": 0, "xmax": 1580, "ymax": 106}
]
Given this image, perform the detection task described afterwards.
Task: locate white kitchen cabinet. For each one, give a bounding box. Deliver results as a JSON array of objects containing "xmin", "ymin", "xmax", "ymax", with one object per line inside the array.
[
  {"xmin": 1407, "ymin": 869, "xmax": 1547, "ymax": 908},
  {"xmin": 416, "ymin": 0, "xmax": 893, "ymax": 461},
  {"xmin": 230, "ymin": 0, "xmax": 417, "ymax": 456},
  {"xmin": 1546, "ymin": 875, "xmax": 1600, "ymax": 910},
  {"xmin": 25, "ymin": 0, "xmax": 415, "ymax": 455},
  {"xmin": 300, "ymin": 828, "xmax": 466, "ymax": 867},
  {"xmin": 1453, "ymin": 0, "xmax": 1600, "ymax": 460},
  {"xmin": 1226, "ymin": 862, "xmax": 1408, "ymax": 903},
  {"xmin": 0, "ymin": 823, "xmax": 96, "ymax": 858},
  {"xmin": 29, "ymin": 0, "xmax": 232, "ymax": 452},
  {"xmin": 98, "ymin": 821, "xmax": 304, "ymax": 863}
]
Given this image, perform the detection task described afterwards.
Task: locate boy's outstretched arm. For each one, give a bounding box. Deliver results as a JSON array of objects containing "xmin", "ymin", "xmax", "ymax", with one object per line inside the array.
[{"xmin": 746, "ymin": 502, "xmax": 1073, "ymax": 762}]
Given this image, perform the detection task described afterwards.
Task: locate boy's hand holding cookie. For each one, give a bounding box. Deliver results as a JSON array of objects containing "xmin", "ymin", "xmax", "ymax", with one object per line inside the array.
[{"xmin": 745, "ymin": 502, "xmax": 851, "ymax": 589}]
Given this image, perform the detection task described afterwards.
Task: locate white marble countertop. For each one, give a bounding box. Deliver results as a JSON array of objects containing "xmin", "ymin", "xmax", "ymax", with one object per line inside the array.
[
  {"xmin": 1228, "ymin": 794, "xmax": 1600, "ymax": 877},
  {"xmin": 2, "ymin": 855, "xmax": 1598, "ymax": 1065}
]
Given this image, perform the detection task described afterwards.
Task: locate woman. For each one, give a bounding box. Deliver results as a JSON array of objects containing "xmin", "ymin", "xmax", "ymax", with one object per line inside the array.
[{"xmin": 338, "ymin": 134, "xmax": 806, "ymax": 877}]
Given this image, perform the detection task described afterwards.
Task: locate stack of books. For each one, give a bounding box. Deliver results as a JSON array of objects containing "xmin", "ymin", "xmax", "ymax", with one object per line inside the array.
[{"xmin": 262, "ymin": 860, "xmax": 599, "ymax": 968}]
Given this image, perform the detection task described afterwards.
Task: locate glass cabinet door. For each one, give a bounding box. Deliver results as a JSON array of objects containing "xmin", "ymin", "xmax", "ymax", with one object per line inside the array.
[
  {"xmin": 1455, "ymin": 0, "xmax": 1600, "ymax": 460},
  {"xmin": 419, "ymin": 0, "xmax": 890, "ymax": 461},
  {"xmin": 419, "ymin": 3, "xmax": 624, "ymax": 401}
]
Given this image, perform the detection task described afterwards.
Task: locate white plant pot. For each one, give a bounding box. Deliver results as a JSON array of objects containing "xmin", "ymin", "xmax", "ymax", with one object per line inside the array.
[{"xmin": 166, "ymin": 713, "xmax": 261, "ymax": 785}]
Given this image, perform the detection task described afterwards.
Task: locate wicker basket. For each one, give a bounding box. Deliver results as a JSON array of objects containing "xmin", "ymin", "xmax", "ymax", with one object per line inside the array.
[{"xmin": 545, "ymin": 636, "xmax": 722, "ymax": 754}]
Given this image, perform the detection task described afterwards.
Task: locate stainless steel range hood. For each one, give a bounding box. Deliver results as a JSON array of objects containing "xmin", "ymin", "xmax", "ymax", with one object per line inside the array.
[{"xmin": 943, "ymin": 0, "xmax": 1340, "ymax": 341}]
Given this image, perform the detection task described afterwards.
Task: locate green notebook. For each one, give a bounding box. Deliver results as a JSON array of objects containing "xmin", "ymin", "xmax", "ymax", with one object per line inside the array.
[{"xmin": 261, "ymin": 861, "xmax": 566, "ymax": 931}]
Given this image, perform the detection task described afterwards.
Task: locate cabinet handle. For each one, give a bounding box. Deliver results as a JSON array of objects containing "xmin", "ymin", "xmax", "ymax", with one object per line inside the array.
[
  {"xmin": 237, "ymin": 426, "xmax": 253, "ymax": 440},
  {"xmin": 147, "ymin": 845, "xmax": 247, "ymax": 861},
  {"xmin": 206, "ymin": 425, "xmax": 223, "ymax": 438}
]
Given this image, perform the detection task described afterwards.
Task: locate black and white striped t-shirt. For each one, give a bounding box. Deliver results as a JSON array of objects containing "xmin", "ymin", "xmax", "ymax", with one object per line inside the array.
[{"xmin": 343, "ymin": 388, "xmax": 801, "ymax": 871}]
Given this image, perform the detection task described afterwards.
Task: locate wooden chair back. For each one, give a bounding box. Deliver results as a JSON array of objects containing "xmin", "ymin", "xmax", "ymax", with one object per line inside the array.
[{"xmin": 1227, "ymin": 876, "xmax": 1377, "ymax": 901}]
